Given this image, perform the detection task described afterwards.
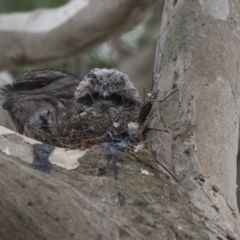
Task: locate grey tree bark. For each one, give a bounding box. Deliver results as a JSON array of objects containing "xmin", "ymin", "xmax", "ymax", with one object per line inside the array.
[
  {"xmin": 147, "ymin": 0, "xmax": 240, "ymax": 237},
  {"xmin": 0, "ymin": 0, "xmax": 240, "ymax": 239}
]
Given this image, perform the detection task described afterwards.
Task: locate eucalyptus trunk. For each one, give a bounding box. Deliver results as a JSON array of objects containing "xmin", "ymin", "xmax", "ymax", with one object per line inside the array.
[{"xmin": 0, "ymin": 0, "xmax": 240, "ymax": 239}]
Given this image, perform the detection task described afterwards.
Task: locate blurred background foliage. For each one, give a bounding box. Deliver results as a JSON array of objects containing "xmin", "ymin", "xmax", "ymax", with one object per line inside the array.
[
  {"xmin": 0, "ymin": 0, "xmax": 67, "ymax": 12},
  {"xmin": 1, "ymin": 0, "xmax": 240, "ymax": 210}
]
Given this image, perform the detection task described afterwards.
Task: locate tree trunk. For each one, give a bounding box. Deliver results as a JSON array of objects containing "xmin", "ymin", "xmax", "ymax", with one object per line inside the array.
[
  {"xmin": 0, "ymin": 0, "xmax": 240, "ymax": 239},
  {"xmin": 147, "ymin": 0, "xmax": 240, "ymax": 236}
]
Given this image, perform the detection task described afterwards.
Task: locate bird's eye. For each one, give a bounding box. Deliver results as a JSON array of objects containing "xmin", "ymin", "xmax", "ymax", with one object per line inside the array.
[
  {"xmin": 109, "ymin": 93, "xmax": 123, "ymax": 103},
  {"xmin": 33, "ymin": 79, "xmax": 49, "ymax": 89}
]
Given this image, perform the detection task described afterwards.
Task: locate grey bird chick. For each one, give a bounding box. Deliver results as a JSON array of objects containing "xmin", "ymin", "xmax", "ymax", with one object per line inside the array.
[
  {"xmin": 74, "ymin": 68, "xmax": 141, "ymax": 136},
  {"xmin": 75, "ymin": 68, "xmax": 141, "ymax": 103},
  {"xmin": 1, "ymin": 69, "xmax": 80, "ymax": 140}
]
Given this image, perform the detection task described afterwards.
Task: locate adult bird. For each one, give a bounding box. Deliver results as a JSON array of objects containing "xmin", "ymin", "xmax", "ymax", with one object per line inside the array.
[{"xmin": 1, "ymin": 69, "xmax": 80, "ymax": 141}]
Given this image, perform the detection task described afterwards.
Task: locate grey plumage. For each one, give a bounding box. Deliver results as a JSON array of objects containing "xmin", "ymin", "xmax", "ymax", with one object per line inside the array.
[
  {"xmin": 1, "ymin": 69, "xmax": 80, "ymax": 140},
  {"xmin": 1, "ymin": 68, "xmax": 141, "ymax": 148},
  {"xmin": 75, "ymin": 68, "xmax": 141, "ymax": 103}
]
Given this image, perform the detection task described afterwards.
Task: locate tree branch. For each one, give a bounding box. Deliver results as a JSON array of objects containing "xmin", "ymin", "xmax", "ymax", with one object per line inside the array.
[
  {"xmin": 0, "ymin": 0, "xmax": 162, "ymax": 70},
  {"xmin": 0, "ymin": 126, "xmax": 228, "ymax": 239}
]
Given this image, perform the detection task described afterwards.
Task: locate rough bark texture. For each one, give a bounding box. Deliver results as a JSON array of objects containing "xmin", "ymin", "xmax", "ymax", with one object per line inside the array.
[
  {"xmin": 0, "ymin": 128, "xmax": 223, "ymax": 240},
  {"xmin": 147, "ymin": 0, "xmax": 240, "ymax": 237},
  {"xmin": 0, "ymin": 0, "xmax": 161, "ymax": 70}
]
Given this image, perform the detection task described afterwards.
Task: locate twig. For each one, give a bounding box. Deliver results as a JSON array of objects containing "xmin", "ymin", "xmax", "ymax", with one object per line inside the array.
[{"xmin": 149, "ymin": 88, "xmax": 182, "ymax": 104}]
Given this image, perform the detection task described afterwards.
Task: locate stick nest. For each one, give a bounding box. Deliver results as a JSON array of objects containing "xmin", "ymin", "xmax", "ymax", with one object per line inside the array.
[{"xmin": 27, "ymin": 102, "xmax": 141, "ymax": 149}]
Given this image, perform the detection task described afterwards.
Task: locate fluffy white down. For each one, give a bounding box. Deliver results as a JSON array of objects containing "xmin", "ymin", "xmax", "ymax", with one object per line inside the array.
[{"xmin": 75, "ymin": 68, "xmax": 141, "ymax": 103}]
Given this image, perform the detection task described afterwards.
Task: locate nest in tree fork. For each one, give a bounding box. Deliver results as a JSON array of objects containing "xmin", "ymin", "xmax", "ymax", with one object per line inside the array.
[{"xmin": 26, "ymin": 100, "xmax": 142, "ymax": 150}]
